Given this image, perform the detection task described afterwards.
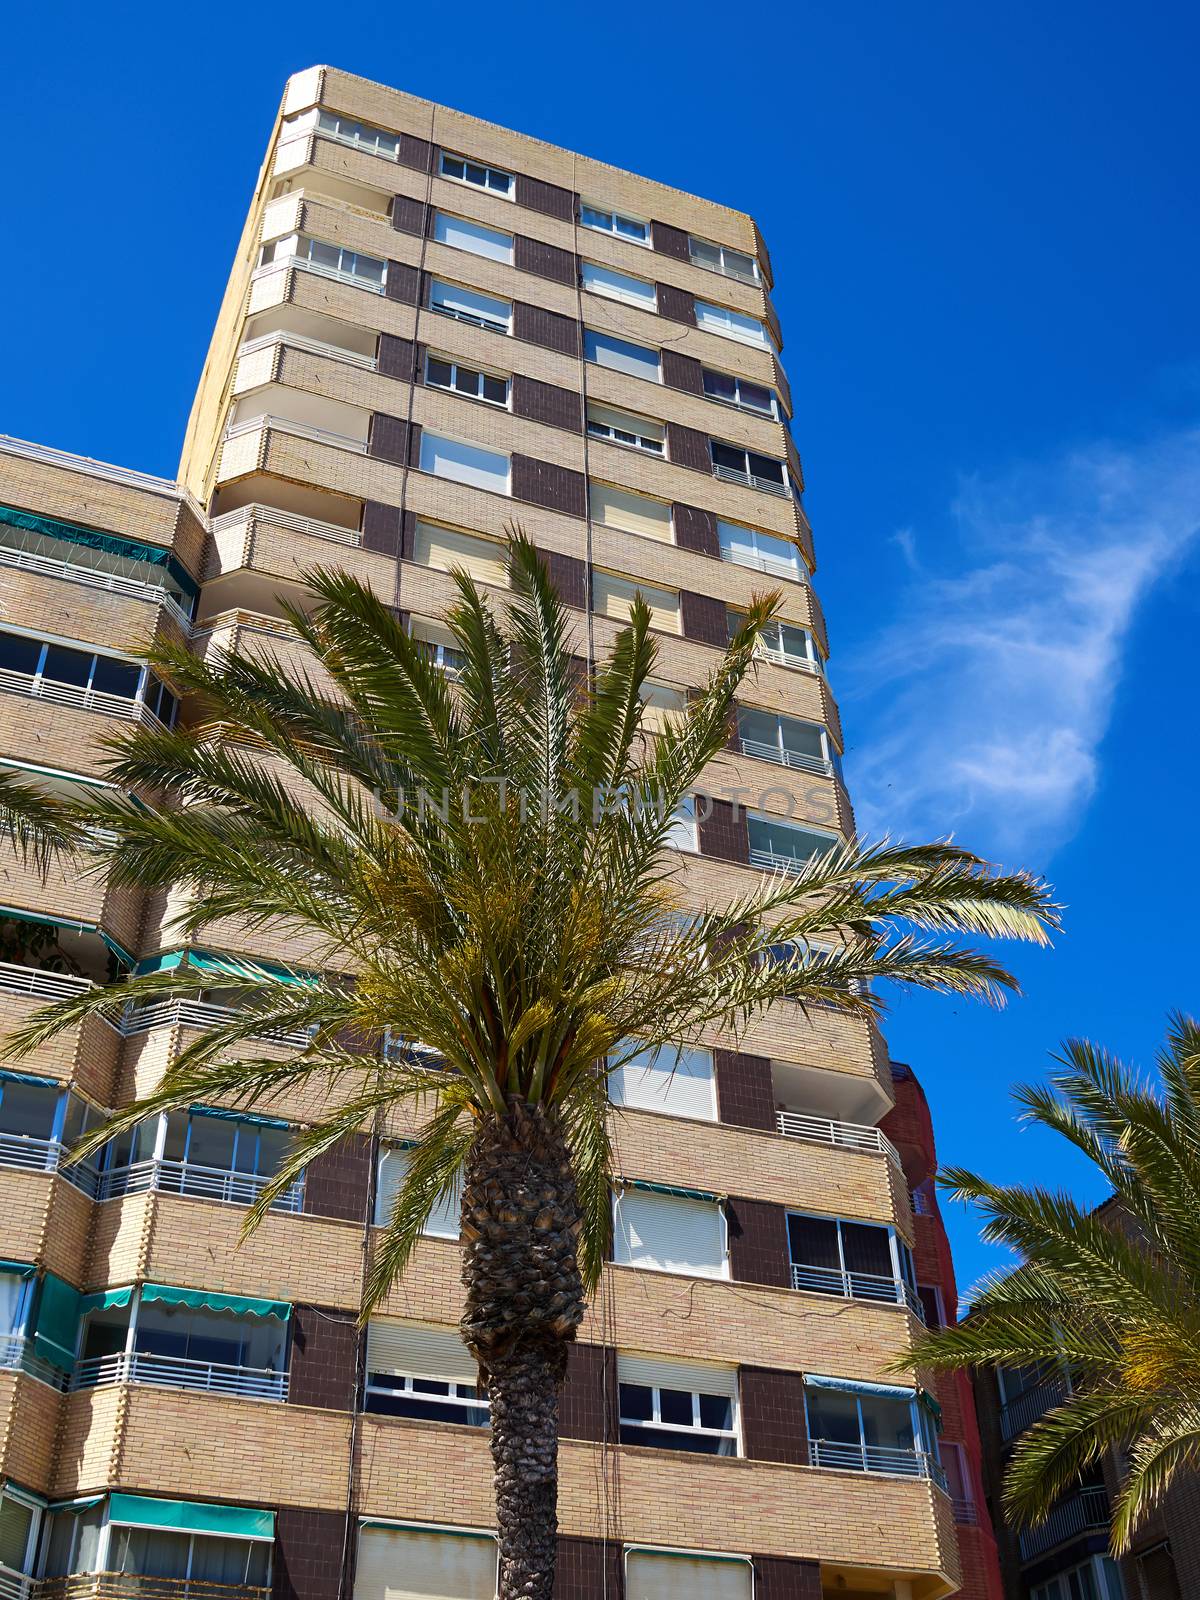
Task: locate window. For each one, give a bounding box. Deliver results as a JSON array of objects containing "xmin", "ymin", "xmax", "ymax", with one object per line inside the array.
[
  {"xmin": 612, "ymin": 1186, "xmax": 728, "ymax": 1278},
  {"xmin": 624, "ymin": 1550, "xmax": 752, "ymax": 1600},
  {"xmin": 1031, "ymin": 1555, "xmax": 1125, "ymax": 1600},
  {"xmin": 1133, "ymin": 1546, "xmax": 1178, "ymax": 1600},
  {"xmin": 710, "ymin": 441, "xmax": 789, "ymax": 495},
  {"xmin": 258, "ymin": 234, "xmax": 386, "ymax": 288},
  {"xmin": 0, "ymin": 1266, "xmax": 32, "ymax": 1342},
  {"xmin": 439, "ymin": 151, "xmax": 513, "ymax": 197},
  {"xmin": 719, "ymin": 521, "xmax": 803, "ymax": 579},
  {"xmin": 581, "ymin": 263, "xmax": 656, "ymax": 310},
  {"xmin": 804, "ymin": 1377, "xmax": 939, "ymax": 1480},
  {"xmin": 746, "ymin": 814, "xmax": 839, "ymax": 873},
  {"xmin": 689, "ymin": 236, "xmax": 759, "ymax": 284},
  {"xmin": 315, "ymin": 110, "xmax": 400, "ymax": 159},
  {"xmin": 638, "ymin": 680, "xmax": 686, "ymax": 733},
  {"xmin": 0, "ymin": 1485, "xmax": 42, "ymax": 1578},
  {"xmin": 375, "ymin": 1144, "xmax": 461, "ymax": 1236},
  {"xmin": 941, "ymin": 1441, "xmax": 975, "ymax": 1522},
  {"xmin": 354, "ymin": 1524, "xmax": 497, "ymax": 1600},
  {"xmin": 364, "ymin": 1321, "xmax": 487, "ymax": 1424},
  {"xmin": 408, "ymin": 618, "xmax": 468, "ymax": 679},
  {"xmin": 787, "ymin": 1212, "xmax": 918, "ymax": 1309},
  {"xmin": 735, "ymin": 617, "xmax": 820, "ymax": 671},
  {"xmin": 424, "ymin": 354, "xmax": 509, "ymax": 407},
  {"xmin": 609, "ymin": 1044, "xmax": 715, "ymax": 1121},
  {"xmin": 432, "ymin": 212, "xmax": 514, "ymax": 265},
  {"xmin": 0, "ymin": 632, "xmax": 174, "ymax": 725},
  {"xmin": 702, "ymin": 368, "xmax": 777, "ymax": 418},
  {"xmin": 664, "ymin": 794, "xmax": 698, "ymax": 852},
  {"xmin": 589, "ymin": 483, "xmax": 673, "ymax": 544},
  {"xmin": 107, "ymin": 1524, "xmax": 272, "ymax": 1588},
  {"xmin": 419, "ymin": 433, "xmax": 510, "ymax": 495},
  {"xmin": 584, "ymin": 330, "xmax": 660, "ymax": 383},
  {"xmin": 917, "ymin": 1285, "xmax": 945, "ymax": 1329},
  {"xmin": 736, "ymin": 708, "xmax": 831, "ymax": 773},
  {"xmin": 586, "ymin": 403, "xmax": 664, "ymax": 455},
  {"xmin": 412, "ymin": 523, "xmax": 509, "ymax": 588},
  {"xmin": 591, "ymin": 571, "xmax": 680, "ymax": 634},
  {"xmin": 0, "ymin": 506, "xmax": 199, "ymax": 621},
  {"xmin": 617, "ymin": 1355, "xmax": 738, "ymax": 1454},
  {"xmin": 695, "ymin": 301, "xmax": 771, "ymax": 349},
  {"xmin": 429, "ymin": 279, "xmax": 512, "ymax": 335},
  {"xmin": 580, "ymin": 204, "xmax": 649, "ymax": 245}
]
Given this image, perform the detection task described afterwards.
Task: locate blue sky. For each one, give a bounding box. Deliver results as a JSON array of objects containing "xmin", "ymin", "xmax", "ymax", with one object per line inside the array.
[{"xmin": 2, "ymin": 0, "xmax": 1197, "ymax": 1293}]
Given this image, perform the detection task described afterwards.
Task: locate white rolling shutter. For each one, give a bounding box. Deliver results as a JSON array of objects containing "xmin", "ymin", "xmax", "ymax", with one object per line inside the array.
[
  {"xmin": 612, "ymin": 1189, "xmax": 728, "ymax": 1278},
  {"xmin": 354, "ymin": 1526, "xmax": 496, "ymax": 1600},
  {"xmin": 617, "ymin": 1354, "xmax": 737, "ymax": 1398},
  {"xmin": 592, "ymin": 571, "xmax": 680, "ymax": 633},
  {"xmin": 365, "ymin": 1322, "xmax": 477, "ymax": 1383},
  {"xmin": 413, "ymin": 523, "xmax": 509, "ymax": 588},
  {"xmin": 626, "ymin": 1551, "xmax": 751, "ymax": 1600},
  {"xmin": 589, "ymin": 484, "xmax": 673, "ymax": 543},
  {"xmin": 376, "ymin": 1146, "xmax": 461, "ymax": 1238},
  {"xmin": 609, "ymin": 1045, "xmax": 716, "ymax": 1122}
]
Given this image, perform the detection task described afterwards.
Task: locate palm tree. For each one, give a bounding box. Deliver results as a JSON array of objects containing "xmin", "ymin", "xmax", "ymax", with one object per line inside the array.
[
  {"xmin": 7, "ymin": 534, "xmax": 1059, "ymax": 1600},
  {"xmin": 909, "ymin": 1015, "xmax": 1200, "ymax": 1556},
  {"xmin": 0, "ymin": 764, "xmax": 87, "ymax": 872}
]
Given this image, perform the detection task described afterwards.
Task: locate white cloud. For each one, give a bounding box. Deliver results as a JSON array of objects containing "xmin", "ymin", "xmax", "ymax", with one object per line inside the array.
[{"xmin": 844, "ymin": 428, "xmax": 1200, "ymax": 864}]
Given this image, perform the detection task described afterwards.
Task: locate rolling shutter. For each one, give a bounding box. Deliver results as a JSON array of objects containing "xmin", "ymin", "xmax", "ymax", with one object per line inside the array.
[
  {"xmin": 617, "ymin": 1354, "xmax": 737, "ymax": 1397},
  {"xmin": 610, "ymin": 1046, "xmax": 716, "ymax": 1122},
  {"xmin": 365, "ymin": 1322, "xmax": 476, "ymax": 1383},
  {"xmin": 626, "ymin": 1550, "xmax": 751, "ymax": 1600},
  {"xmin": 354, "ymin": 1526, "xmax": 496, "ymax": 1600},
  {"xmin": 376, "ymin": 1146, "xmax": 461, "ymax": 1238},
  {"xmin": 589, "ymin": 483, "xmax": 672, "ymax": 543},
  {"xmin": 612, "ymin": 1189, "xmax": 727, "ymax": 1278},
  {"xmin": 412, "ymin": 523, "xmax": 508, "ymax": 589},
  {"xmin": 592, "ymin": 571, "xmax": 680, "ymax": 634}
]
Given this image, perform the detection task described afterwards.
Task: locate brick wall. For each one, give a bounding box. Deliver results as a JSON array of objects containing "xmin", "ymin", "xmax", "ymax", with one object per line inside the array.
[
  {"xmin": 273, "ymin": 1507, "xmax": 351, "ymax": 1600},
  {"xmin": 305, "ymin": 1134, "xmax": 373, "ymax": 1224},
  {"xmin": 289, "ymin": 1304, "xmax": 361, "ymax": 1412}
]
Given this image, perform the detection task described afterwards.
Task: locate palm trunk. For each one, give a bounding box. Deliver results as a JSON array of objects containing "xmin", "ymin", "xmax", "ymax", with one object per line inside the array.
[{"xmin": 460, "ymin": 1099, "xmax": 586, "ymax": 1600}]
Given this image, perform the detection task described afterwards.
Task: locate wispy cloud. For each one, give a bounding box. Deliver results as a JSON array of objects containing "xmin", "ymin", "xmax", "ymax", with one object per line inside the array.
[{"xmin": 844, "ymin": 427, "xmax": 1200, "ymax": 864}]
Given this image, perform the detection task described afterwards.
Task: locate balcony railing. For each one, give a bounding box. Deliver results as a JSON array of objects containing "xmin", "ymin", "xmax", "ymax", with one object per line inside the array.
[
  {"xmin": 739, "ymin": 737, "xmax": 832, "ymax": 775},
  {"xmin": 0, "ymin": 670, "xmax": 168, "ymax": 728},
  {"xmin": 237, "ymin": 329, "xmax": 378, "ymax": 373},
  {"xmin": 952, "ymin": 1497, "xmax": 978, "ymax": 1525},
  {"xmin": 0, "ymin": 961, "xmax": 93, "ymax": 1002},
  {"xmin": 721, "ymin": 546, "xmax": 805, "ymax": 582},
  {"xmin": 118, "ymin": 998, "xmax": 314, "ymax": 1048},
  {"xmin": 775, "ymin": 1110, "xmax": 903, "ymax": 1170},
  {"xmin": 210, "ymin": 503, "xmax": 363, "ymax": 554},
  {"xmin": 1000, "ymin": 1374, "xmax": 1070, "ymax": 1440},
  {"xmin": 1018, "ymin": 1487, "xmax": 1109, "ymax": 1561},
  {"xmin": 754, "ymin": 642, "xmax": 819, "ymax": 673},
  {"xmin": 251, "ymin": 253, "xmax": 387, "ymax": 296},
  {"xmin": 96, "ymin": 1157, "xmax": 304, "ymax": 1213},
  {"xmin": 0, "ymin": 547, "xmax": 193, "ymax": 633},
  {"xmin": 0, "ymin": 1564, "xmax": 31, "ymax": 1600},
  {"xmin": 38, "ymin": 1575, "xmax": 271, "ymax": 1600},
  {"xmin": 429, "ymin": 302, "xmax": 511, "ymax": 336},
  {"xmin": 749, "ymin": 845, "xmax": 831, "ymax": 875},
  {"xmin": 71, "ymin": 1350, "xmax": 288, "ymax": 1401},
  {"xmin": 712, "ymin": 463, "xmax": 791, "ymax": 497},
  {"xmin": 0, "ymin": 1334, "xmax": 69, "ymax": 1389},
  {"xmin": 791, "ymin": 1261, "xmax": 925, "ymax": 1319},
  {"xmin": 223, "ymin": 413, "xmax": 368, "ymax": 454},
  {"xmin": 808, "ymin": 1437, "xmax": 947, "ymax": 1490}
]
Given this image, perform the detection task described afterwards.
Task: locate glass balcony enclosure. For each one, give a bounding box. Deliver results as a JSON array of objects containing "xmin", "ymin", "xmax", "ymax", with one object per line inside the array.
[
  {"xmin": 0, "ymin": 632, "xmax": 177, "ymax": 729},
  {"xmin": 0, "ymin": 1264, "xmax": 36, "ymax": 1373},
  {"xmin": 735, "ymin": 708, "xmax": 834, "ymax": 775},
  {"xmin": 74, "ymin": 1285, "xmax": 290, "ymax": 1400},
  {"xmin": 787, "ymin": 1212, "xmax": 923, "ymax": 1317},
  {"xmin": 0, "ymin": 1072, "xmax": 102, "ymax": 1189},
  {"xmin": 746, "ymin": 814, "xmax": 840, "ymax": 874},
  {"xmin": 804, "ymin": 1375, "xmax": 944, "ymax": 1485},
  {"xmin": 96, "ymin": 1107, "xmax": 302, "ymax": 1212}
]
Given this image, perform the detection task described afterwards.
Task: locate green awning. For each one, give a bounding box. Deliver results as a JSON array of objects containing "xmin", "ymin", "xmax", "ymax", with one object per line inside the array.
[
  {"xmin": 31, "ymin": 1273, "xmax": 82, "ymax": 1371},
  {"xmin": 188, "ymin": 1105, "xmax": 290, "ymax": 1130},
  {"xmin": 78, "ymin": 1287, "xmax": 134, "ymax": 1315},
  {"xmin": 0, "ymin": 907, "xmax": 133, "ymax": 968},
  {"xmin": 140, "ymin": 1284, "xmax": 290, "ymax": 1321},
  {"xmin": 919, "ymin": 1389, "xmax": 944, "ymax": 1432},
  {"xmin": 0, "ymin": 1261, "xmax": 36, "ymax": 1279},
  {"xmin": 0, "ymin": 505, "xmax": 199, "ymax": 601},
  {"xmin": 135, "ymin": 949, "xmax": 317, "ymax": 987},
  {"xmin": 107, "ymin": 1494, "xmax": 274, "ymax": 1541},
  {"xmin": 624, "ymin": 1179, "xmax": 720, "ymax": 1204},
  {"xmin": 0, "ymin": 1070, "xmax": 58, "ymax": 1088}
]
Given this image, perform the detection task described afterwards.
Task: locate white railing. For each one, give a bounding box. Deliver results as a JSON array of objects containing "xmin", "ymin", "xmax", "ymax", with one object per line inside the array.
[
  {"xmin": 119, "ymin": 998, "xmax": 315, "ymax": 1048},
  {"xmin": 71, "ymin": 1349, "xmax": 287, "ymax": 1401},
  {"xmin": 754, "ymin": 642, "xmax": 819, "ymax": 673},
  {"xmin": 210, "ymin": 502, "xmax": 363, "ymax": 559},
  {"xmin": 191, "ymin": 608, "xmax": 299, "ymax": 645},
  {"xmin": 712, "ymin": 463, "xmax": 790, "ymax": 498},
  {"xmin": 0, "ymin": 1563, "xmax": 32, "ymax": 1600},
  {"xmin": 775, "ymin": 1110, "xmax": 903, "ymax": 1170},
  {"xmin": 0, "ymin": 1334, "xmax": 69, "ymax": 1390},
  {"xmin": 1000, "ymin": 1374, "xmax": 1069, "ymax": 1441},
  {"xmin": 739, "ymin": 737, "xmax": 832, "ymax": 775},
  {"xmin": 237, "ymin": 329, "xmax": 378, "ymax": 373},
  {"xmin": 749, "ymin": 845, "xmax": 827, "ymax": 875},
  {"xmin": 0, "ymin": 1134, "xmax": 102, "ymax": 1196},
  {"xmin": 0, "ymin": 961, "xmax": 93, "ymax": 1001},
  {"xmin": 1017, "ymin": 1487, "xmax": 1108, "ymax": 1560},
  {"xmin": 251, "ymin": 254, "xmax": 386, "ymax": 296},
  {"xmin": 429, "ymin": 302, "xmax": 511, "ymax": 336},
  {"xmin": 0, "ymin": 547, "xmax": 193, "ymax": 632},
  {"xmin": 720, "ymin": 546, "xmax": 805, "ymax": 582},
  {"xmin": 809, "ymin": 1437, "xmax": 947, "ymax": 1489},
  {"xmin": 0, "ymin": 670, "xmax": 166, "ymax": 728},
  {"xmin": 96, "ymin": 1157, "xmax": 304, "ymax": 1212},
  {"xmin": 0, "ymin": 435, "xmax": 184, "ymax": 502},
  {"xmin": 223, "ymin": 413, "xmax": 368, "ymax": 454},
  {"xmin": 791, "ymin": 1261, "xmax": 925, "ymax": 1320}
]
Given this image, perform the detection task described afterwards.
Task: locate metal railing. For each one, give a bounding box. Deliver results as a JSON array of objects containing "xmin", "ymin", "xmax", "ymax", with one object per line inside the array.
[
  {"xmin": 210, "ymin": 502, "xmax": 363, "ymax": 552},
  {"xmin": 118, "ymin": 997, "xmax": 314, "ymax": 1047},
  {"xmin": 96, "ymin": 1157, "xmax": 304, "ymax": 1213},
  {"xmin": 237, "ymin": 329, "xmax": 378, "ymax": 373},
  {"xmin": 1000, "ymin": 1374, "xmax": 1069, "ymax": 1440},
  {"xmin": 37, "ymin": 1573, "xmax": 271, "ymax": 1600},
  {"xmin": 712, "ymin": 463, "xmax": 791, "ymax": 497},
  {"xmin": 791, "ymin": 1261, "xmax": 925, "ymax": 1319},
  {"xmin": 720, "ymin": 545, "xmax": 805, "ymax": 581},
  {"xmin": 192, "ymin": 609, "xmax": 299, "ymax": 644},
  {"xmin": 739, "ymin": 737, "xmax": 832, "ymax": 775},
  {"xmin": 775, "ymin": 1110, "xmax": 903, "ymax": 1170},
  {"xmin": 808, "ymin": 1437, "xmax": 947, "ymax": 1489},
  {"xmin": 749, "ymin": 845, "xmax": 831, "ymax": 875},
  {"xmin": 1018, "ymin": 1487, "xmax": 1109, "ymax": 1560},
  {"xmin": 429, "ymin": 302, "xmax": 511, "ymax": 336},
  {"xmin": 0, "ymin": 547, "xmax": 193, "ymax": 632},
  {"xmin": 0, "ymin": 435, "xmax": 186, "ymax": 504},
  {"xmin": 0, "ymin": 1335, "xmax": 69, "ymax": 1390},
  {"xmin": 0, "ymin": 670, "xmax": 167, "ymax": 728},
  {"xmin": 251, "ymin": 254, "xmax": 387, "ymax": 297},
  {"xmin": 71, "ymin": 1350, "xmax": 288, "ymax": 1401},
  {"xmin": 0, "ymin": 1565, "xmax": 32, "ymax": 1600},
  {"xmin": 0, "ymin": 961, "xmax": 93, "ymax": 1002},
  {"xmin": 912, "ymin": 1184, "xmax": 936, "ymax": 1216},
  {"xmin": 223, "ymin": 413, "xmax": 367, "ymax": 454},
  {"xmin": 754, "ymin": 642, "xmax": 819, "ymax": 673},
  {"xmin": 952, "ymin": 1498, "xmax": 978, "ymax": 1525}
]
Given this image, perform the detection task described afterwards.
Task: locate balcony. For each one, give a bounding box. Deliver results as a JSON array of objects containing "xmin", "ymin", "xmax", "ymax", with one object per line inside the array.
[
  {"xmin": 808, "ymin": 1436, "xmax": 947, "ymax": 1489},
  {"xmin": 1017, "ymin": 1486, "xmax": 1109, "ymax": 1560},
  {"xmin": 790, "ymin": 1261, "xmax": 925, "ymax": 1318},
  {"xmin": 1000, "ymin": 1373, "xmax": 1069, "ymax": 1440},
  {"xmin": 0, "ymin": 1333, "xmax": 69, "ymax": 1389},
  {"xmin": 0, "ymin": 961, "xmax": 91, "ymax": 1004},
  {"xmin": 0, "ymin": 669, "xmax": 170, "ymax": 729},
  {"xmin": 712, "ymin": 462, "xmax": 791, "ymax": 498},
  {"xmin": 118, "ymin": 997, "xmax": 314, "ymax": 1048},
  {"xmin": 223, "ymin": 412, "xmax": 367, "ymax": 455},
  {"xmin": 720, "ymin": 544, "xmax": 805, "ymax": 582},
  {"xmin": 72, "ymin": 1349, "xmax": 287, "ymax": 1402},
  {"xmin": 95, "ymin": 1157, "xmax": 304, "ymax": 1212},
  {"xmin": 774, "ymin": 1110, "xmax": 903, "ymax": 1170},
  {"xmin": 251, "ymin": 249, "xmax": 386, "ymax": 297},
  {"xmin": 237, "ymin": 328, "xmax": 378, "ymax": 374},
  {"xmin": 38, "ymin": 1577, "xmax": 269, "ymax": 1600},
  {"xmin": 0, "ymin": 546, "xmax": 193, "ymax": 633},
  {"xmin": 738, "ymin": 736, "xmax": 833, "ymax": 776}
]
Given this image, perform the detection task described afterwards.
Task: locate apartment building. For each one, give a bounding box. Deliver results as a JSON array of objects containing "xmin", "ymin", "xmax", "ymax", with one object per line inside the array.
[{"xmin": 0, "ymin": 65, "xmax": 985, "ymax": 1600}]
